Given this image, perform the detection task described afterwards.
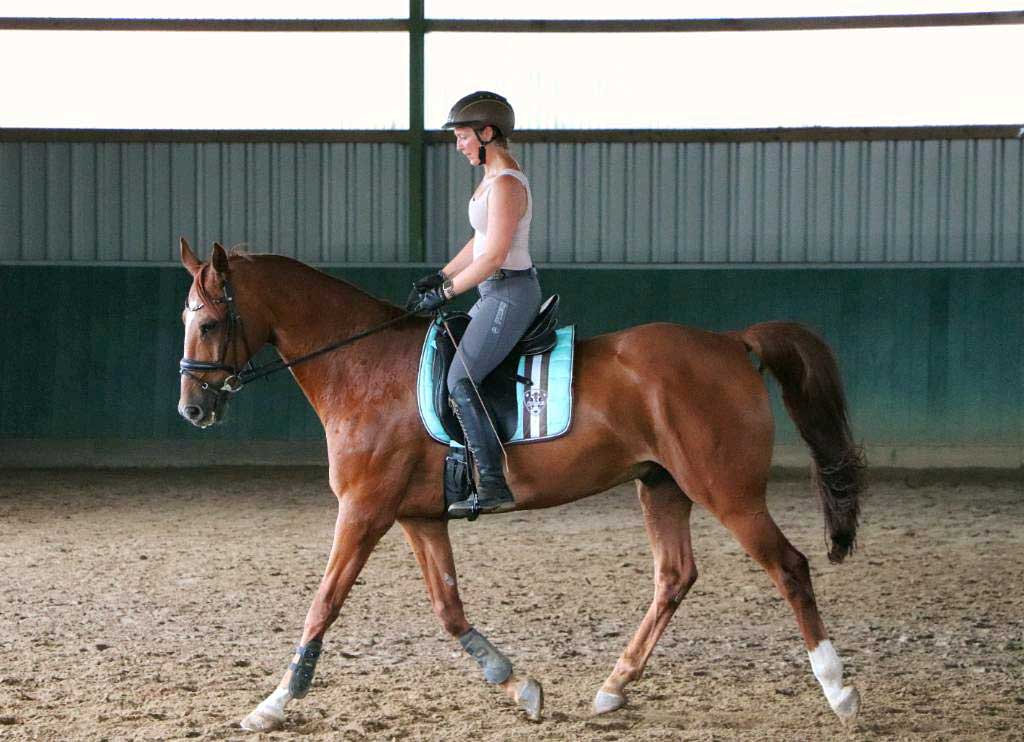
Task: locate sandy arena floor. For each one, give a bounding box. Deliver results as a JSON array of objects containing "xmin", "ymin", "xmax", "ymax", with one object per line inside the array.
[{"xmin": 0, "ymin": 467, "xmax": 1022, "ymax": 741}]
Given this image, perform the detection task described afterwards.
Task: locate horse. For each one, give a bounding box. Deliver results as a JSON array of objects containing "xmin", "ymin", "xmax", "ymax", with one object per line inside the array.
[{"xmin": 176, "ymin": 239, "xmax": 866, "ymax": 732}]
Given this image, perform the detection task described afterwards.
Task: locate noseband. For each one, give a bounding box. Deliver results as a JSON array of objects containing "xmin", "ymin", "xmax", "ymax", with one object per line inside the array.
[{"xmin": 179, "ymin": 270, "xmax": 419, "ymax": 395}]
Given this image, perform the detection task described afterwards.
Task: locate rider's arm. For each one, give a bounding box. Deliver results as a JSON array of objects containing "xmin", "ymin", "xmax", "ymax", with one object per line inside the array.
[
  {"xmin": 446, "ymin": 176, "xmax": 526, "ymax": 297},
  {"xmin": 442, "ymin": 236, "xmax": 475, "ymax": 278}
]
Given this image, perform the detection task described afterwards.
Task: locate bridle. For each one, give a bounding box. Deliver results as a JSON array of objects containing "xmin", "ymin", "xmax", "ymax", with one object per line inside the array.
[
  {"xmin": 179, "ymin": 270, "xmax": 418, "ymax": 396},
  {"xmin": 179, "ymin": 271, "xmax": 253, "ymax": 394}
]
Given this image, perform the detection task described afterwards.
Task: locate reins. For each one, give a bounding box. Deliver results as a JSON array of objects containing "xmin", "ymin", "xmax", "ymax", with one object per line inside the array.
[
  {"xmin": 232, "ymin": 310, "xmax": 418, "ymax": 387},
  {"xmin": 180, "ymin": 271, "xmax": 418, "ymax": 395}
]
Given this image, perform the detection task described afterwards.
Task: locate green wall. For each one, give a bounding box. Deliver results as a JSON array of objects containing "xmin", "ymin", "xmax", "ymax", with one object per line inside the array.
[{"xmin": 1, "ymin": 265, "xmax": 1020, "ymax": 450}]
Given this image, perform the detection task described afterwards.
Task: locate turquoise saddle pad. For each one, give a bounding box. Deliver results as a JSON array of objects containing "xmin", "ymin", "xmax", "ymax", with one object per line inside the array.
[{"xmin": 416, "ymin": 322, "xmax": 576, "ymax": 446}]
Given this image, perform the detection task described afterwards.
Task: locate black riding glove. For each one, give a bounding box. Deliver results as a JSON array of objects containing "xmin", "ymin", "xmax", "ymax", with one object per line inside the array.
[
  {"xmin": 414, "ymin": 270, "xmax": 446, "ymax": 292},
  {"xmin": 405, "ymin": 270, "xmax": 446, "ymax": 310},
  {"xmin": 410, "ymin": 286, "xmax": 449, "ymax": 314}
]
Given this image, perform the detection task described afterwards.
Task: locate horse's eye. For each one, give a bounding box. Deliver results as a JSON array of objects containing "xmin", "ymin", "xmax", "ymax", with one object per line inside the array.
[{"xmin": 200, "ymin": 321, "xmax": 217, "ymax": 335}]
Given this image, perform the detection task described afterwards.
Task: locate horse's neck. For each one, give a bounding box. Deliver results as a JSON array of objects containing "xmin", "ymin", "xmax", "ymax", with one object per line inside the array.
[{"xmin": 252, "ymin": 258, "xmax": 400, "ymax": 363}]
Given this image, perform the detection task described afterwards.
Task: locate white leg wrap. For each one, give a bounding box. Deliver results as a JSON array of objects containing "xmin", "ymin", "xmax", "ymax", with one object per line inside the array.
[
  {"xmin": 255, "ymin": 686, "xmax": 292, "ymax": 721},
  {"xmin": 808, "ymin": 640, "xmax": 859, "ymax": 721},
  {"xmin": 241, "ymin": 684, "xmax": 293, "ymax": 732}
]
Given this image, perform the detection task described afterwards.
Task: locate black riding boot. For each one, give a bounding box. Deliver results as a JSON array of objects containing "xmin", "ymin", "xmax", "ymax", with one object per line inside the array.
[{"xmin": 447, "ymin": 378, "xmax": 516, "ymax": 518}]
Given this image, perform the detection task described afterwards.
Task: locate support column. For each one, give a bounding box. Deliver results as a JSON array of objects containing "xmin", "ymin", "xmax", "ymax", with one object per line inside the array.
[{"xmin": 408, "ymin": 0, "xmax": 426, "ymax": 261}]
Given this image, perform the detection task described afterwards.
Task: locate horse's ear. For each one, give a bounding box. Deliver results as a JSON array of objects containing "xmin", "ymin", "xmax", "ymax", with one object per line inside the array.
[
  {"xmin": 210, "ymin": 242, "xmax": 229, "ymax": 274},
  {"xmin": 180, "ymin": 237, "xmax": 202, "ymax": 276}
]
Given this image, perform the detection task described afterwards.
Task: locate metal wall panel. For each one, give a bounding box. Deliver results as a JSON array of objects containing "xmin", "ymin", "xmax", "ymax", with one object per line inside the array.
[
  {"xmin": 2, "ymin": 137, "xmax": 1021, "ymax": 265},
  {"xmin": 426, "ymin": 138, "xmax": 1023, "ymax": 265},
  {"xmin": 0, "ymin": 141, "xmax": 408, "ymax": 263}
]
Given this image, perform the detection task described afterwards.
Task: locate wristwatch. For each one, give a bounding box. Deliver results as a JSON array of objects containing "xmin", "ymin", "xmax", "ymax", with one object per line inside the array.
[{"xmin": 442, "ymin": 278, "xmax": 456, "ymax": 300}]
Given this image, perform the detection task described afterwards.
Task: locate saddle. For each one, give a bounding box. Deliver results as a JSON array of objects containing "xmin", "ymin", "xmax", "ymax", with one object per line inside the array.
[{"xmin": 431, "ymin": 294, "xmax": 561, "ymax": 445}]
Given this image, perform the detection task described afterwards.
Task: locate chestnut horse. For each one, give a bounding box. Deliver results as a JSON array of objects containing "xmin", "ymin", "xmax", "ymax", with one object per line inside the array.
[{"xmin": 176, "ymin": 239, "xmax": 866, "ymax": 732}]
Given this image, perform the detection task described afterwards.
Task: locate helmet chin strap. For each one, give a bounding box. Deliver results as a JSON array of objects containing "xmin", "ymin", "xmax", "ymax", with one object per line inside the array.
[{"xmin": 474, "ymin": 128, "xmax": 495, "ymax": 165}]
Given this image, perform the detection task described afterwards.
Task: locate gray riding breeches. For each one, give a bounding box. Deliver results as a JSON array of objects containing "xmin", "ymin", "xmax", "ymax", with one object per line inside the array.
[{"xmin": 446, "ymin": 271, "xmax": 542, "ymax": 391}]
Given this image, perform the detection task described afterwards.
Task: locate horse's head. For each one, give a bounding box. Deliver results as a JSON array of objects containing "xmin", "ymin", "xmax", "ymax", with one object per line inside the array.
[{"xmin": 177, "ymin": 238, "xmax": 268, "ymax": 428}]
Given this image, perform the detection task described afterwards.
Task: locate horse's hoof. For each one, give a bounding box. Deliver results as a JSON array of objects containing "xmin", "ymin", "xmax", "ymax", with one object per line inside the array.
[
  {"xmin": 515, "ymin": 677, "xmax": 544, "ymax": 721},
  {"xmin": 593, "ymin": 689, "xmax": 627, "ymax": 715},
  {"xmin": 240, "ymin": 708, "xmax": 284, "ymax": 732},
  {"xmin": 832, "ymin": 685, "xmax": 860, "ymax": 724}
]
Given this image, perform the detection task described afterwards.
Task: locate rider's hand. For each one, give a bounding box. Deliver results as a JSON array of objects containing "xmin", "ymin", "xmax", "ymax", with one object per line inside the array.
[
  {"xmin": 405, "ymin": 271, "xmax": 446, "ymax": 311},
  {"xmin": 413, "ymin": 270, "xmax": 446, "ymax": 292},
  {"xmin": 409, "ymin": 286, "xmax": 450, "ymax": 314}
]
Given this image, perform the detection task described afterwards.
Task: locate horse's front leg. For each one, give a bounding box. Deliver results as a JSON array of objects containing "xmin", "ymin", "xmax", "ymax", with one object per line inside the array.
[
  {"xmin": 399, "ymin": 517, "xmax": 543, "ymax": 721},
  {"xmin": 241, "ymin": 494, "xmax": 394, "ymax": 732}
]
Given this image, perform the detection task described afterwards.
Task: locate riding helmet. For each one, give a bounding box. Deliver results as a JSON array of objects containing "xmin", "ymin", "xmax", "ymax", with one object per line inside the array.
[{"xmin": 442, "ymin": 91, "xmax": 515, "ymax": 139}]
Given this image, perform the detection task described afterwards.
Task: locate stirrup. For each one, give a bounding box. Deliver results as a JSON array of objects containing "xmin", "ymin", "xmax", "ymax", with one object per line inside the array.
[
  {"xmin": 448, "ymin": 493, "xmax": 483, "ymax": 521},
  {"xmin": 447, "ymin": 489, "xmax": 516, "ymax": 520}
]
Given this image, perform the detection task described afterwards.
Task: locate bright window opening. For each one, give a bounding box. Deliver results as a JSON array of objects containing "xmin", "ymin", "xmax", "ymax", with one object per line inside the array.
[
  {"xmin": 0, "ymin": 31, "xmax": 408, "ymax": 129},
  {"xmin": 427, "ymin": 26, "xmax": 1022, "ymax": 128},
  {"xmin": 426, "ymin": 0, "xmax": 1024, "ymax": 19},
  {"xmin": 0, "ymin": 1, "xmax": 408, "ymax": 19}
]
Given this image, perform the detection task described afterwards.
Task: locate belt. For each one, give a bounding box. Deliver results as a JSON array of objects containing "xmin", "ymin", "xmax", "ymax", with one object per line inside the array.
[{"xmin": 486, "ymin": 266, "xmax": 536, "ymax": 281}]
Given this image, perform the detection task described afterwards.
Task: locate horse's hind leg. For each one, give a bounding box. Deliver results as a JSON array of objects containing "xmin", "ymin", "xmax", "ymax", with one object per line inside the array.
[
  {"xmin": 720, "ymin": 506, "xmax": 860, "ymax": 723},
  {"xmin": 399, "ymin": 517, "xmax": 543, "ymax": 721},
  {"xmin": 594, "ymin": 468, "xmax": 696, "ymax": 714}
]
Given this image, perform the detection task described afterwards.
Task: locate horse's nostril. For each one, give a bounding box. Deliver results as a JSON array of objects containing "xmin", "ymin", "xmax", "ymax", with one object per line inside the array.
[{"xmin": 184, "ymin": 405, "xmax": 203, "ymax": 421}]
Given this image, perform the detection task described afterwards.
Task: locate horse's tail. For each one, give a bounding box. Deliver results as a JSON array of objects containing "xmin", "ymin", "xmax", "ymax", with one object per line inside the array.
[{"xmin": 739, "ymin": 321, "xmax": 866, "ymax": 564}]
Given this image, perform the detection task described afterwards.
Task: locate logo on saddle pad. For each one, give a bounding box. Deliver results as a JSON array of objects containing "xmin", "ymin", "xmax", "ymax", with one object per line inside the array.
[{"xmin": 524, "ymin": 388, "xmax": 548, "ymax": 416}]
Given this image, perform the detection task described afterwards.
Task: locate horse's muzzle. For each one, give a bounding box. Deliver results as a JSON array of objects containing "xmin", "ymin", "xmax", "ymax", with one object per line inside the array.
[{"xmin": 177, "ymin": 398, "xmax": 224, "ymax": 428}]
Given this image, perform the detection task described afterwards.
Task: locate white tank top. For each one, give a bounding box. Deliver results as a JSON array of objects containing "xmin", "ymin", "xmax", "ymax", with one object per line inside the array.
[{"xmin": 468, "ymin": 169, "xmax": 533, "ymax": 271}]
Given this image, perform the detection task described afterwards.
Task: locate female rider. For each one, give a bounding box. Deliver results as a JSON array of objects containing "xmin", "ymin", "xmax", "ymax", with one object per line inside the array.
[{"xmin": 408, "ymin": 91, "xmax": 541, "ymax": 517}]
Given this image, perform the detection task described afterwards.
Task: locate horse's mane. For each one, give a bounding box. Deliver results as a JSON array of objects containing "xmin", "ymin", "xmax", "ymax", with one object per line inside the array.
[
  {"xmin": 227, "ymin": 244, "xmax": 255, "ymax": 260},
  {"xmin": 193, "ymin": 250, "xmax": 402, "ymax": 315}
]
